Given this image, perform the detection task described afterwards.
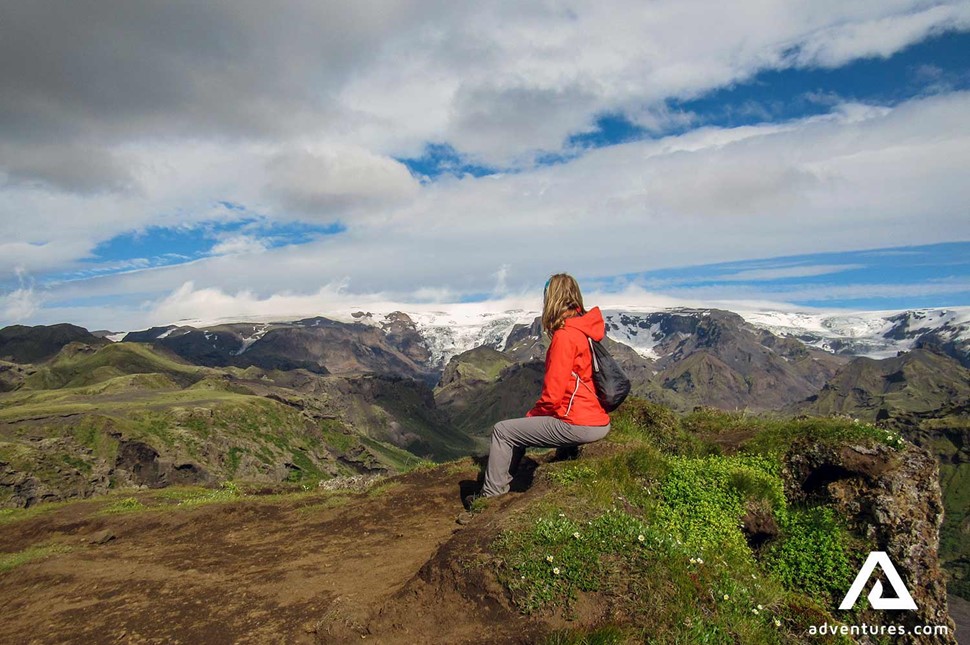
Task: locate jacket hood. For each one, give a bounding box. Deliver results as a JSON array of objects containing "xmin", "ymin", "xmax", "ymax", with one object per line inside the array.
[{"xmin": 563, "ymin": 306, "xmax": 605, "ymax": 342}]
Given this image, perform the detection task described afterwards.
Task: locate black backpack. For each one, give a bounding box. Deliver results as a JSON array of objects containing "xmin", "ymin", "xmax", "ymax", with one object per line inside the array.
[{"xmin": 587, "ymin": 338, "xmax": 631, "ymax": 412}]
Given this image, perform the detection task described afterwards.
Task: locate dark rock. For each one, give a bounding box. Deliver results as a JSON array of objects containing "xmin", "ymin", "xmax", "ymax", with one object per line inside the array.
[
  {"xmin": 741, "ymin": 501, "xmax": 779, "ymax": 549},
  {"xmin": 785, "ymin": 441, "xmax": 956, "ymax": 643},
  {"xmin": 87, "ymin": 529, "xmax": 116, "ymax": 545}
]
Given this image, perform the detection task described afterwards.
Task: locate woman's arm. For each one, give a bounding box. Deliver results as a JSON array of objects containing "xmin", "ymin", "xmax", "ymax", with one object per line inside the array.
[{"xmin": 526, "ymin": 330, "xmax": 574, "ymax": 417}]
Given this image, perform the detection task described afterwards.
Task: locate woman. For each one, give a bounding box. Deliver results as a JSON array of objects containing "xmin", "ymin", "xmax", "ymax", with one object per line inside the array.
[{"xmin": 467, "ymin": 273, "xmax": 611, "ymax": 506}]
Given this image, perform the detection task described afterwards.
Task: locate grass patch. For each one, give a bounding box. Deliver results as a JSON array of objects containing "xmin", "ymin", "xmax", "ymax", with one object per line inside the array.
[
  {"xmin": 100, "ymin": 496, "xmax": 145, "ymax": 514},
  {"xmin": 547, "ymin": 464, "xmax": 597, "ymax": 486},
  {"xmin": 764, "ymin": 506, "xmax": 855, "ymax": 605},
  {"xmin": 297, "ymin": 495, "xmax": 353, "ymax": 514},
  {"xmin": 490, "ymin": 397, "xmax": 884, "ymax": 641},
  {"xmin": 0, "ymin": 544, "xmax": 73, "ymax": 574},
  {"xmin": 0, "ymin": 500, "xmax": 77, "ymax": 525},
  {"xmin": 366, "ymin": 481, "xmax": 401, "ymax": 498},
  {"xmin": 154, "ymin": 481, "xmax": 241, "ymax": 507},
  {"xmin": 543, "ymin": 625, "xmax": 630, "ymax": 645}
]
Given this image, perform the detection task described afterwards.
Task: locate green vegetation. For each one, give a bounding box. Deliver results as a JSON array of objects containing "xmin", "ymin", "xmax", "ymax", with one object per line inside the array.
[
  {"xmin": 0, "ymin": 501, "xmax": 79, "ymax": 526},
  {"xmin": 0, "ymin": 544, "xmax": 73, "ymax": 574},
  {"xmin": 654, "ymin": 454, "xmax": 783, "ymax": 559},
  {"xmin": 766, "ymin": 507, "xmax": 855, "ymax": 603},
  {"xmin": 366, "ymin": 481, "xmax": 401, "ymax": 498},
  {"xmin": 491, "ymin": 398, "xmax": 901, "ymax": 641},
  {"xmin": 542, "ymin": 625, "xmax": 630, "ymax": 645},
  {"xmin": 100, "ymin": 496, "xmax": 145, "ymax": 514},
  {"xmin": 154, "ymin": 481, "xmax": 241, "ymax": 507}
]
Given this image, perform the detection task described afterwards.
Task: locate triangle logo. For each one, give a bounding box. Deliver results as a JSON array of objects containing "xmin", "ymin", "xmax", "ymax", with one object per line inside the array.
[{"xmin": 839, "ymin": 551, "xmax": 917, "ymax": 611}]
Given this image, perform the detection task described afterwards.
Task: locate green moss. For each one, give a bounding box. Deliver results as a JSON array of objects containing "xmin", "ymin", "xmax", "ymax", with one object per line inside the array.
[
  {"xmin": 655, "ymin": 454, "xmax": 784, "ymax": 558},
  {"xmin": 366, "ymin": 481, "xmax": 401, "ymax": 498},
  {"xmin": 0, "ymin": 544, "xmax": 73, "ymax": 574},
  {"xmin": 100, "ymin": 496, "xmax": 145, "ymax": 514},
  {"xmin": 764, "ymin": 507, "xmax": 854, "ymax": 604},
  {"xmin": 226, "ymin": 446, "xmax": 244, "ymax": 476},
  {"xmin": 939, "ymin": 462, "xmax": 970, "ymax": 585},
  {"xmin": 70, "ymin": 416, "xmax": 120, "ymax": 463},
  {"xmin": 542, "ymin": 625, "xmax": 629, "ymax": 645},
  {"xmin": 321, "ymin": 428, "xmax": 356, "ymax": 453},
  {"xmin": 0, "ymin": 500, "xmax": 75, "ymax": 525}
]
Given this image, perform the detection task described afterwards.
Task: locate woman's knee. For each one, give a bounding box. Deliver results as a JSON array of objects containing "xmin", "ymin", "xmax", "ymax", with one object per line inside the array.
[{"xmin": 493, "ymin": 420, "xmax": 512, "ymax": 439}]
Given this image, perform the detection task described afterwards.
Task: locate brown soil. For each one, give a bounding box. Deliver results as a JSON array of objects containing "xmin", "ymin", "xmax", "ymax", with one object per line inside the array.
[{"xmin": 0, "ymin": 464, "xmax": 547, "ymax": 644}]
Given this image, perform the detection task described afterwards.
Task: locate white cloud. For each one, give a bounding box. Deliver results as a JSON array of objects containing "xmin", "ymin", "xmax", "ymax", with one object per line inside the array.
[
  {"xmin": 209, "ymin": 235, "xmax": 268, "ymax": 257},
  {"xmin": 713, "ymin": 264, "xmax": 867, "ymax": 282},
  {"xmin": 790, "ymin": 3, "xmax": 970, "ymax": 68},
  {"xmin": 14, "ymin": 91, "xmax": 967, "ymax": 331},
  {"xmin": 265, "ymin": 145, "xmax": 419, "ymax": 220},
  {"xmin": 4, "ymin": 1, "xmax": 968, "ymax": 183},
  {"xmin": 0, "ymin": 288, "xmax": 40, "ymax": 322},
  {"xmin": 1, "ymin": 4, "xmax": 965, "ymax": 268},
  {"xmin": 657, "ymin": 277, "xmax": 970, "ymax": 304},
  {"xmin": 1, "ymin": 268, "xmax": 41, "ymax": 323}
]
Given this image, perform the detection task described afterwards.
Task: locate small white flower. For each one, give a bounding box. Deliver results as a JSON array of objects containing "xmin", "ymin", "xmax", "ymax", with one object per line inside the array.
[
  {"xmin": 757, "ymin": 604, "xmax": 763, "ymax": 611},
  {"xmin": 553, "ymin": 567, "xmax": 561, "ymax": 575},
  {"xmin": 723, "ymin": 594, "xmax": 730, "ymax": 600},
  {"xmin": 637, "ymin": 534, "xmax": 645, "ymax": 542},
  {"xmin": 774, "ymin": 618, "xmax": 781, "ymax": 628},
  {"xmin": 752, "ymin": 608, "xmax": 759, "ymax": 615},
  {"xmin": 558, "ymin": 513, "xmax": 565, "ymax": 517},
  {"xmin": 690, "ymin": 558, "xmax": 697, "ymax": 564},
  {"xmin": 751, "ymin": 574, "xmax": 757, "ymax": 579},
  {"xmin": 572, "ymin": 532, "xmax": 580, "ymax": 539},
  {"xmin": 697, "ymin": 558, "xmax": 704, "ymax": 564},
  {"xmin": 546, "ymin": 555, "xmax": 554, "ymax": 563}
]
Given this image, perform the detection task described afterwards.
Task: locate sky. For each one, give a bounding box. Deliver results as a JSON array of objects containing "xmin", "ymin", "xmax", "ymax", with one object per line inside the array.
[{"xmin": 1, "ymin": 1, "xmax": 969, "ymax": 331}]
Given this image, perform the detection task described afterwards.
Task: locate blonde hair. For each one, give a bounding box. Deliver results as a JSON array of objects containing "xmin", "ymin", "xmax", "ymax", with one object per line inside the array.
[{"xmin": 541, "ymin": 273, "xmax": 585, "ymax": 336}]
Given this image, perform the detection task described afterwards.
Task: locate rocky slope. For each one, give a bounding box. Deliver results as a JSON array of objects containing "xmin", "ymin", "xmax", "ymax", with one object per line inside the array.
[
  {"xmin": 121, "ymin": 314, "xmax": 437, "ymax": 382},
  {"xmin": 795, "ymin": 351, "xmax": 970, "ymax": 601}
]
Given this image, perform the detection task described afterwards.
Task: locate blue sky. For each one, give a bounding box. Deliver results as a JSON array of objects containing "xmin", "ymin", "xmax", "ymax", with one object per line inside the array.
[
  {"xmin": 400, "ymin": 31, "xmax": 970, "ymax": 180},
  {"xmin": 1, "ymin": 3, "xmax": 969, "ymax": 329},
  {"xmin": 587, "ymin": 242, "xmax": 970, "ymax": 311}
]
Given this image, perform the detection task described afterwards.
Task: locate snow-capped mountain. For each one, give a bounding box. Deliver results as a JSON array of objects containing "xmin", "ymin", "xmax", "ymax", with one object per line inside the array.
[
  {"xmin": 350, "ymin": 309, "xmax": 538, "ymax": 368},
  {"xmin": 738, "ymin": 307, "xmax": 970, "ymax": 365},
  {"xmin": 106, "ymin": 305, "xmax": 970, "ymax": 372}
]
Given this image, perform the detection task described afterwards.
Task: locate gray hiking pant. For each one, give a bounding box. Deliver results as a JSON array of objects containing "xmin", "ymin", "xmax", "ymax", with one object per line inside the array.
[{"xmin": 481, "ymin": 416, "xmax": 610, "ymax": 497}]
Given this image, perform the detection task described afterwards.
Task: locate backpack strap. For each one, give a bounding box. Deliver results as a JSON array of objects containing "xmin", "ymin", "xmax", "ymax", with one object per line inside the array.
[
  {"xmin": 571, "ymin": 371, "xmax": 596, "ymax": 395},
  {"xmin": 588, "ymin": 337, "xmax": 600, "ymax": 373}
]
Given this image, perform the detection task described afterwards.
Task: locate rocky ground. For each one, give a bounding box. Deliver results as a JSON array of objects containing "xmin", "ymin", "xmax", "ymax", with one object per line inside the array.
[{"xmin": 0, "ymin": 460, "xmax": 547, "ymax": 644}]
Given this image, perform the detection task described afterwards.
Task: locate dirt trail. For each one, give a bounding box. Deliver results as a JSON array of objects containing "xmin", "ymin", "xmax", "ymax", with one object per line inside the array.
[{"xmin": 0, "ymin": 464, "xmax": 537, "ymax": 644}]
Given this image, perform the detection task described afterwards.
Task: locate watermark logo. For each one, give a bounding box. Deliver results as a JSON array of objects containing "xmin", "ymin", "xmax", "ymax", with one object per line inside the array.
[{"xmin": 839, "ymin": 551, "xmax": 917, "ymax": 611}]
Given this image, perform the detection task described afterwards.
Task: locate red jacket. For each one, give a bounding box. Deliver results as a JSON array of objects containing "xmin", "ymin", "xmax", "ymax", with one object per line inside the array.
[{"xmin": 526, "ymin": 306, "xmax": 610, "ymax": 426}]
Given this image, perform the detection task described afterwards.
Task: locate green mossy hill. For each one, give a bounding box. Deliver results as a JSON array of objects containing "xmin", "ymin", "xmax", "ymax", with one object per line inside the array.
[
  {"xmin": 475, "ymin": 399, "xmax": 951, "ymax": 643},
  {"xmin": 438, "ymin": 362, "xmax": 544, "ymax": 437},
  {"xmin": 439, "ymin": 346, "xmax": 514, "ymax": 387},
  {"xmin": 0, "ymin": 324, "xmax": 109, "ymax": 364},
  {"xmin": 798, "ymin": 349, "xmax": 970, "ymax": 419},
  {"xmin": 23, "ymin": 342, "xmax": 203, "ymax": 390},
  {"xmin": 0, "ymin": 345, "xmax": 471, "ymax": 509}
]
